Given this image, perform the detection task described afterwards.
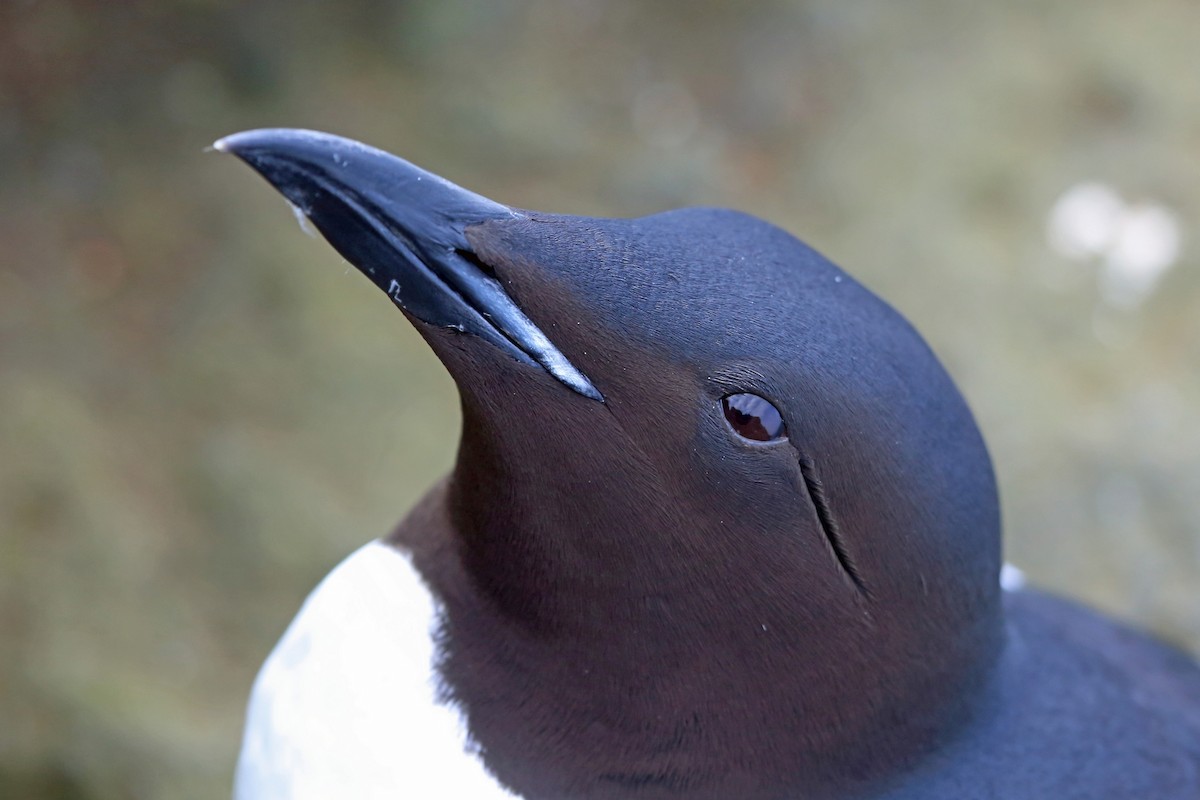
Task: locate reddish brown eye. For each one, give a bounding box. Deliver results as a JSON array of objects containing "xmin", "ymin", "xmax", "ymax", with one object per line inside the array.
[{"xmin": 721, "ymin": 393, "xmax": 787, "ymax": 442}]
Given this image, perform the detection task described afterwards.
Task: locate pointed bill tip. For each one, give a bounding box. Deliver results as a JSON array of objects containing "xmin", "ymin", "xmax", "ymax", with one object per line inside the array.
[
  {"xmin": 212, "ymin": 128, "xmax": 344, "ymax": 157},
  {"xmin": 211, "ymin": 129, "xmax": 360, "ymax": 172}
]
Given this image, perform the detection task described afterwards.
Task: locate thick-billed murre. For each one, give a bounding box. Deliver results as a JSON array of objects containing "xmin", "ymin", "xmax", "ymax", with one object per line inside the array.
[{"xmin": 218, "ymin": 129, "xmax": 1200, "ymax": 799}]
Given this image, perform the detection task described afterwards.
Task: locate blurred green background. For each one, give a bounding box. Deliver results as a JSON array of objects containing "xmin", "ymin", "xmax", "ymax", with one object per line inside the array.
[{"xmin": 2, "ymin": 1, "xmax": 1197, "ymax": 797}]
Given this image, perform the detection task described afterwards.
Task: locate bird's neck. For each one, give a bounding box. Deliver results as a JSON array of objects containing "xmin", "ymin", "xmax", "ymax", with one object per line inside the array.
[
  {"xmin": 387, "ymin": 391, "xmax": 1007, "ymax": 797},
  {"xmin": 394, "ymin": 480, "xmax": 1005, "ymax": 800}
]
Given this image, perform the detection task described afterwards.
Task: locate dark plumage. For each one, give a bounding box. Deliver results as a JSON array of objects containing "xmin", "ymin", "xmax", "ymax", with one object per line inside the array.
[{"xmin": 220, "ymin": 129, "xmax": 1200, "ymax": 799}]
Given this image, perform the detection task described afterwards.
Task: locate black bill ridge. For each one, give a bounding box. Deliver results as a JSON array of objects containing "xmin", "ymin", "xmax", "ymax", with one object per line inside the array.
[{"xmin": 214, "ymin": 128, "xmax": 602, "ymax": 402}]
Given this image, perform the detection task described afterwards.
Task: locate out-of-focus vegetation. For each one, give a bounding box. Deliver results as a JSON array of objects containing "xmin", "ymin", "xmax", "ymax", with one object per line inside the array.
[{"xmin": 1, "ymin": 1, "xmax": 1197, "ymax": 796}]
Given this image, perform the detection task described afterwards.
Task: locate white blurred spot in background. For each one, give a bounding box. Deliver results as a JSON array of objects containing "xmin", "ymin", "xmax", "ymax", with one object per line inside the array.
[{"xmin": 1047, "ymin": 181, "xmax": 1183, "ymax": 309}]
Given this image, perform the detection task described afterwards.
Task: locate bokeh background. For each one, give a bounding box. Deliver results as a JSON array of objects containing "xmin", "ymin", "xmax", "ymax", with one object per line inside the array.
[{"xmin": 2, "ymin": 1, "xmax": 1197, "ymax": 797}]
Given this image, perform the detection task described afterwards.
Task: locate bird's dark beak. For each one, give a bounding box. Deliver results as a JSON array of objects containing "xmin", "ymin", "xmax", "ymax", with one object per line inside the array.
[{"xmin": 214, "ymin": 128, "xmax": 602, "ymax": 401}]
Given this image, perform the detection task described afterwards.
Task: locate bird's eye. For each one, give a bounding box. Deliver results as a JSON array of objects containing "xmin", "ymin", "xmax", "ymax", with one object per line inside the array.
[{"xmin": 721, "ymin": 393, "xmax": 787, "ymax": 442}]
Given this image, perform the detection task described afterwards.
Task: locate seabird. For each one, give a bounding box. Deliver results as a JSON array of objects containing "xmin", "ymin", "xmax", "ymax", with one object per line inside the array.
[{"xmin": 217, "ymin": 129, "xmax": 1200, "ymax": 799}]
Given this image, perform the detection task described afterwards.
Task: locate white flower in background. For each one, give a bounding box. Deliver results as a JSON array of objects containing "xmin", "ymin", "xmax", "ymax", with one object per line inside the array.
[{"xmin": 1046, "ymin": 181, "xmax": 1182, "ymax": 309}]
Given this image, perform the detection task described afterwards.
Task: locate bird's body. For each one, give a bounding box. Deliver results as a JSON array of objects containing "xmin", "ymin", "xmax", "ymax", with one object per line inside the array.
[
  {"xmin": 236, "ymin": 503, "xmax": 1200, "ymax": 800},
  {"xmin": 219, "ymin": 129, "xmax": 1200, "ymax": 799}
]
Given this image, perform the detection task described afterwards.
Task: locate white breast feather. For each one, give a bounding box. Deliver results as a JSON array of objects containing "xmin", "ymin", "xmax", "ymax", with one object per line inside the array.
[{"xmin": 233, "ymin": 541, "xmax": 519, "ymax": 799}]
